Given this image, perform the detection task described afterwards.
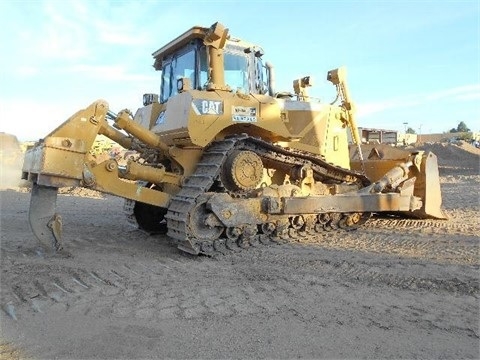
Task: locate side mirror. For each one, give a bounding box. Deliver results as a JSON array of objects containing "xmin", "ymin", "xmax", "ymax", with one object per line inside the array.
[{"xmin": 143, "ymin": 93, "xmax": 159, "ymax": 106}]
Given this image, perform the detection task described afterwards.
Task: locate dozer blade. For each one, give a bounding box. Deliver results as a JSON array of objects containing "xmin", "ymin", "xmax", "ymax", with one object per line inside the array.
[
  {"xmin": 411, "ymin": 151, "xmax": 447, "ymax": 220},
  {"xmin": 29, "ymin": 183, "xmax": 64, "ymax": 254},
  {"xmin": 350, "ymin": 144, "xmax": 447, "ymax": 220}
]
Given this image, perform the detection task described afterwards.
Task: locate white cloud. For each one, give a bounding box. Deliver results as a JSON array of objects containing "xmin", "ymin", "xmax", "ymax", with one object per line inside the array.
[
  {"xmin": 100, "ymin": 31, "xmax": 146, "ymax": 46},
  {"xmin": 95, "ymin": 21, "xmax": 150, "ymax": 46},
  {"xmin": 425, "ymin": 85, "xmax": 480, "ymax": 101},
  {"xmin": 63, "ymin": 64, "xmax": 153, "ymax": 82},
  {"xmin": 456, "ymin": 92, "xmax": 480, "ymax": 101},
  {"xmin": 36, "ymin": 1, "xmax": 89, "ymax": 60},
  {"xmin": 357, "ymin": 84, "xmax": 480, "ymax": 117},
  {"xmin": 16, "ymin": 66, "xmax": 39, "ymax": 77},
  {"xmin": 22, "ymin": 1, "xmax": 149, "ymax": 63},
  {"xmin": 357, "ymin": 97, "xmax": 420, "ymax": 117}
]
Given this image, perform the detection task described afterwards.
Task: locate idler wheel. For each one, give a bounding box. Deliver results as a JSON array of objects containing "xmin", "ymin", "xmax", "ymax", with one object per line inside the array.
[{"xmin": 190, "ymin": 198, "xmax": 223, "ymax": 241}]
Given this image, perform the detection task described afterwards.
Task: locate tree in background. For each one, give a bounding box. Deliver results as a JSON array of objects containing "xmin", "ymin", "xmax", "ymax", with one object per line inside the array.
[
  {"xmin": 449, "ymin": 121, "xmax": 471, "ymax": 133},
  {"xmin": 406, "ymin": 127, "xmax": 416, "ymax": 134}
]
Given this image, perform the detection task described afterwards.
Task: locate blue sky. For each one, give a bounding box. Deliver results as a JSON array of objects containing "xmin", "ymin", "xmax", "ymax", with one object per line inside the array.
[{"xmin": 1, "ymin": 0, "xmax": 478, "ymax": 141}]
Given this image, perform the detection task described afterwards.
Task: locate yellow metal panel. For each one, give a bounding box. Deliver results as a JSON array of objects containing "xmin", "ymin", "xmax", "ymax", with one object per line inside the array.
[{"xmin": 88, "ymin": 161, "xmax": 171, "ymax": 207}]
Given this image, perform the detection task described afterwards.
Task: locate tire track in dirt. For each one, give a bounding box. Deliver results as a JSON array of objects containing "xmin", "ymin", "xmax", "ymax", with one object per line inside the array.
[
  {"xmin": 364, "ymin": 217, "xmax": 479, "ymax": 236},
  {"xmin": 1, "ymin": 255, "xmax": 285, "ymax": 321},
  {"xmin": 295, "ymin": 226, "xmax": 479, "ymax": 265},
  {"xmin": 325, "ymin": 259, "xmax": 479, "ymax": 295},
  {"xmin": 2, "ymin": 191, "xmax": 479, "ymax": 324},
  {"xmin": 3, "ymin": 227, "xmax": 478, "ymax": 323},
  {"xmin": 228, "ymin": 245, "xmax": 479, "ymax": 297},
  {"xmin": 83, "ymin": 258, "xmax": 292, "ymax": 320}
]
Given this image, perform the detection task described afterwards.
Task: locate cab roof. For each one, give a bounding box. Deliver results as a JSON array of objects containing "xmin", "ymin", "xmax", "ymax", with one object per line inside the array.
[
  {"xmin": 152, "ymin": 25, "xmax": 209, "ymax": 70},
  {"xmin": 152, "ymin": 24, "xmax": 261, "ymax": 70}
]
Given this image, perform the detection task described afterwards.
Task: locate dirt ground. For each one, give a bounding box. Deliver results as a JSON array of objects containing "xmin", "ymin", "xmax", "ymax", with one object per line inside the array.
[{"xmin": 0, "ymin": 142, "xmax": 479, "ymax": 359}]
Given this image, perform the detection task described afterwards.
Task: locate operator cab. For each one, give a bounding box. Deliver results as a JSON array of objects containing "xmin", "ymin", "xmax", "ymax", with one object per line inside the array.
[{"xmin": 152, "ymin": 24, "xmax": 268, "ymax": 104}]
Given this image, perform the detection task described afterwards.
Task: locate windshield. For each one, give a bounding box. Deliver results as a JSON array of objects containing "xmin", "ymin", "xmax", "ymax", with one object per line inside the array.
[
  {"xmin": 161, "ymin": 48, "xmax": 196, "ymax": 103},
  {"xmin": 224, "ymin": 52, "xmax": 249, "ymax": 93},
  {"xmin": 160, "ymin": 44, "xmax": 262, "ymax": 102}
]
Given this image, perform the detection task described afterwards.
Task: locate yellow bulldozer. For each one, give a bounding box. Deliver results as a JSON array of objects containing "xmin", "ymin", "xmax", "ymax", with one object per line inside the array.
[{"xmin": 22, "ymin": 22, "xmax": 446, "ymax": 255}]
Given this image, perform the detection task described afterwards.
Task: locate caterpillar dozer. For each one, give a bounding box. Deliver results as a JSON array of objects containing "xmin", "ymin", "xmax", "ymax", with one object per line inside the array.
[{"xmin": 22, "ymin": 22, "xmax": 446, "ymax": 256}]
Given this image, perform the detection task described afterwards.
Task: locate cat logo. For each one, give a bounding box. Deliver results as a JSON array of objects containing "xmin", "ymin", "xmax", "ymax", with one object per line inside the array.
[{"xmin": 192, "ymin": 99, "xmax": 224, "ymax": 115}]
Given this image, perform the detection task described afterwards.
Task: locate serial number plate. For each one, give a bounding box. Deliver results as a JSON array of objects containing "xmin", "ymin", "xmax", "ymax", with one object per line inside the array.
[
  {"xmin": 232, "ymin": 106, "xmax": 257, "ymax": 123},
  {"xmin": 232, "ymin": 115, "xmax": 257, "ymax": 122}
]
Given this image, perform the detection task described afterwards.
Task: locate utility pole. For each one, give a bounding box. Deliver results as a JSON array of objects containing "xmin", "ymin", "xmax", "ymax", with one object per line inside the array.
[{"xmin": 403, "ymin": 122, "xmax": 408, "ymax": 133}]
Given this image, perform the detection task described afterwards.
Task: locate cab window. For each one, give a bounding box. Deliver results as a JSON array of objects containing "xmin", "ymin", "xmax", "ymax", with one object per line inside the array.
[
  {"xmin": 160, "ymin": 48, "xmax": 196, "ymax": 103},
  {"xmin": 224, "ymin": 52, "xmax": 249, "ymax": 93}
]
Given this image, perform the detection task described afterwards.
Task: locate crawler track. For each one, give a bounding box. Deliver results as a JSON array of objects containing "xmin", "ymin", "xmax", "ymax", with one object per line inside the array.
[{"xmin": 166, "ymin": 135, "xmax": 371, "ymax": 255}]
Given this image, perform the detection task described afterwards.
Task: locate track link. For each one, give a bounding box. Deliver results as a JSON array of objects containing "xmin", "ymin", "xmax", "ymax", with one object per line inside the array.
[{"xmin": 166, "ymin": 135, "xmax": 370, "ymax": 255}]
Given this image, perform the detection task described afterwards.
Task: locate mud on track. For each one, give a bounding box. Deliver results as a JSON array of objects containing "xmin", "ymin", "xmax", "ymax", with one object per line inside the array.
[{"xmin": 1, "ymin": 150, "xmax": 479, "ymax": 359}]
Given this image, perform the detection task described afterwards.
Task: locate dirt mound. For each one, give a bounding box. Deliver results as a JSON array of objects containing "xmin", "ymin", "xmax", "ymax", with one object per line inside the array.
[
  {"xmin": 2, "ymin": 186, "xmax": 105, "ymax": 199},
  {"xmin": 58, "ymin": 187, "xmax": 105, "ymax": 199},
  {"xmin": 0, "ymin": 133, "xmax": 27, "ymax": 189},
  {"xmin": 415, "ymin": 142, "xmax": 479, "ymax": 175}
]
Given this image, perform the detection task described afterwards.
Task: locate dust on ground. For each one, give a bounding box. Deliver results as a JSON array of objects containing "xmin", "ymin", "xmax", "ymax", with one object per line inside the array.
[
  {"xmin": 0, "ymin": 142, "xmax": 479, "ymax": 359},
  {"xmin": 0, "ymin": 133, "xmax": 27, "ymax": 190}
]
